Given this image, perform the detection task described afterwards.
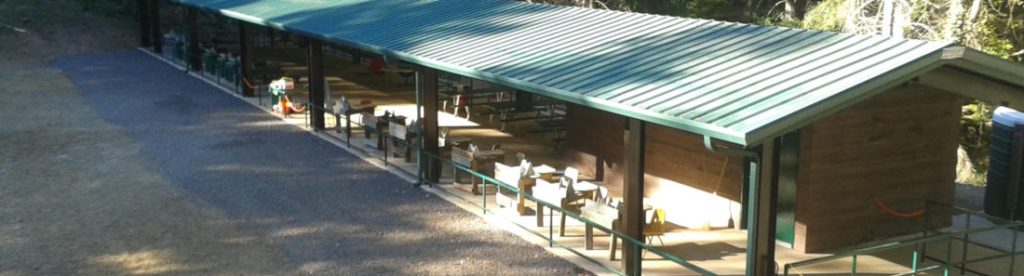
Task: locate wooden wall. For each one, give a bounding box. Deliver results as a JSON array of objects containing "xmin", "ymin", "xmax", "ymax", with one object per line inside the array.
[
  {"xmin": 563, "ymin": 104, "xmax": 624, "ymax": 183},
  {"xmin": 794, "ymin": 84, "xmax": 962, "ymax": 252},
  {"xmin": 564, "ymin": 105, "xmax": 744, "ymax": 229}
]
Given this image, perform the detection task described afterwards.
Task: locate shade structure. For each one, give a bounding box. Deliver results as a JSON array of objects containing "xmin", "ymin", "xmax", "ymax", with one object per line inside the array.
[{"xmin": 170, "ymin": 0, "xmax": 1024, "ymax": 146}]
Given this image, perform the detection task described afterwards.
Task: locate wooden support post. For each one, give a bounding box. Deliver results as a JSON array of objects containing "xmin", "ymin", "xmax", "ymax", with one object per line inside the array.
[
  {"xmin": 239, "ymin": 22, "xmax": 255, "ymax": 96},
  {"xmin": 148, "ymin": 0, "xmax": 162, "ymax": 54},
  {"xmin": 308, "ymin": 38, "xmax": 325, "ymax": 130},
  {"xmin": 745, "ymin": 138, "xmax": 780, "ymax": 276},
  {"xmin": 515, "ymin": 90, "xmax": 533, "ymax": 112},
  {"xmin": 420, "ymin": 68, "xmax": 440, "ymax": 184},
  {"xmin": 137, "ymin": 0, "xmax": 151, "ymax": 47},
  {"xmin": 186, "ymin": 7, "xmax": 201, "ymax": 71},
  {"xmin": 622, "ymin": 118, "xmax": 645, "ymax": 275}
]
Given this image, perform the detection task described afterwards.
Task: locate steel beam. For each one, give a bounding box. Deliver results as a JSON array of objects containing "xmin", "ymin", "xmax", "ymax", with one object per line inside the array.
[
  {"xmin": 308, "ymin": 38, "xmax": 325, "ymax": 130},
  {"xmin": 148, "ymin": 0, "xmax": 162, "ymax": 54},
  {"xmin": 622, "ymin": 118, "xmax": 646, "ymax": 275},
  {"xmin": 239, "ymin": 22, "xmax": 255, "ymax": 96},
  {"xmin": 186, "ymin": 7, "xmax": 201, "ymax": 71}
]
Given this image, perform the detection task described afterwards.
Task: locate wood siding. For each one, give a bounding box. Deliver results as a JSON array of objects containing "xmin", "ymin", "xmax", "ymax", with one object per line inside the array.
[
  {"xmin": 794, "ymin": 85, "xmax": 962, "ymax": 252},
  {"xmin": 565, "ymin": 104, "xmax": 743, "ymax": 229}
]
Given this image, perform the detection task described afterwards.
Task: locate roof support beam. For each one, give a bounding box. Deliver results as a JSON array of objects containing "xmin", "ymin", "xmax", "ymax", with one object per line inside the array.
[
  {"xmin": 621, "ymin": 118, "xmax": 646, "ymax": 275},
  {"xmin": 186, "ymin": 6, "xmax": 201, "ymax": 72},
  {"xmin": 308, "ymin": 38, "xmax": 325, "ymax": 130},
  {"xmin": 239, "ymin": 21, "xmax": 255, "ymax": 96},
  {"xmin": 137, "ymin": 0, "xmax": 151, "ymax": 47},
  {"xmin": 419, "ymin": 68, "xmax": 440, "ymax": 185},
  {"xmin": 920, "ymin": 66, "xmax": 1024, "ymax": 109},
  {"xmin": 148, "ymin": 0, "xmax": 162, "ymax": 54}
]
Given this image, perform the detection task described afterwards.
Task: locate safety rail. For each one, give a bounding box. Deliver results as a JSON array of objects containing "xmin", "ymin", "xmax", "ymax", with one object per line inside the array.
[
  {"xmin": 303, "ymin": 103, "xmax": 354, "ymax": 136},
  {"xmin": 783, "ymin": 201, "xmax": 1023, "ymax": 276},
  {"xmin": 419, "ymin": 150, "xmax": 716, "ymax": 276},
  {"xmin": 164, "ymin": 43, "xmax": 245, "ymax": 96}
]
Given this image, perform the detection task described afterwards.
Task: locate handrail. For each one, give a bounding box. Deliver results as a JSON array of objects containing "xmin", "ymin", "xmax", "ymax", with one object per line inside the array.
[
  {"xmin": 420, "ymin": 150, "xmax": 716, "ymax": 276},
  {"xmin": 785, "ymin": 222, "xmax": 1019, "ymax": 270},
  {"xmin": 784, "ymin": 201, "xmax": 1024, "ymax": 274}
]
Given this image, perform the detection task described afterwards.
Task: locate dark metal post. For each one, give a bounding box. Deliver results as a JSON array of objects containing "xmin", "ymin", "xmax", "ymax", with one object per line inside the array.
[
  {"xmin": 148, "ymin": 0, "xmax": 162, "ymax": 54},
  {"xmin": 186, "ymin": 7, "xmax": 201, "ymax": 71},
  {"xmin": 745, "ymin": 138, "xmax": 780, "ymax": 276},
  {"xmin": 239, "ymin": 21, "xmax": 255, "ymax": 96},
  {"xmin": 415, "ymin": 71, "xmax": 424, "ymax": 186},
  {"xmin": 137, "ymin": 0, "xmax": 151, "ymax": 47},
  {"xmin": 308, "ymin": 38, "xmax": 325, "ymax": 130},
  {"xmin": 420, "ymin": 68, "xmax": 440, "ymax": 184},
  {"xmin": 622, "ymin": 118, "xmax": 646, "ymax": 275}
]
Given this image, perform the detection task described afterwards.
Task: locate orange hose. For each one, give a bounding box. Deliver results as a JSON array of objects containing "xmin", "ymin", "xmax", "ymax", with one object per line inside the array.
[{"xmin": 873, "ymin": 197, "xmax": 925, "ymax": 218}]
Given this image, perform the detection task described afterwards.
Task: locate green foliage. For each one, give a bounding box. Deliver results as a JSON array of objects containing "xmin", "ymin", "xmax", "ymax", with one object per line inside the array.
[
  {"xmin": 960, "ymin": 101, "xmax": 993, "ymax": 185},
  {"xmin": 800, "ymin": 0, "xmax": 848, "ymax": 31},
  {"xmin": 627, "ymin": 0, "xmax": 691, "ymax": 16}
]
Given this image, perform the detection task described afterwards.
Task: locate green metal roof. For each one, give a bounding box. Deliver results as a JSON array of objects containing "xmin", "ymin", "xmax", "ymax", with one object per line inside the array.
[{"xmin": 170, "ymin": 0, "xmax": 1024, "ymax": 146}]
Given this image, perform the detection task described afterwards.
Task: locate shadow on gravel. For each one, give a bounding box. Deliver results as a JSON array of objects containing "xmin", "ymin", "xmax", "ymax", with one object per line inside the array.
[{"xmin": 53, "ymin": 51, "xmax": 583, "ymax": 274}]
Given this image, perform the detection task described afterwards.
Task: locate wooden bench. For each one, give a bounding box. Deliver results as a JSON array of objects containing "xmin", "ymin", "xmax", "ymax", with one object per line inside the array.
[
  {"xmin": 494, "ymin": 163, "xmax": 536, "ymax": 215},
  {"xmin": 581, "ymin": 199, "xmax": 622, "ymax": 260},
  {"xmin": 451, "ymin": 147, "xmax": 505, "ymax": 195}
]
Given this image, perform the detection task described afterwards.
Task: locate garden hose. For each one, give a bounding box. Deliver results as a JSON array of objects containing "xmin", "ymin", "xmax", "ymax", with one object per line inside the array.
[{"xmin": 873, "ymin": 197, "xmax": 925, "ymax": 218}]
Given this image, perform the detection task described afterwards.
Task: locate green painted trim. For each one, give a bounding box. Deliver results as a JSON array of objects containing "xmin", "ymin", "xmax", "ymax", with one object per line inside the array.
[
  {"xmin": 742, "ymin": 151, "xmax": 761, "ymax": 274},
  {"xmin": 950, "ymin": 49, "xmax": 1024, "ymax": 89},
  {"xmin": 776, "ymin": 131, "xmax": 799, "ymax": 246}
]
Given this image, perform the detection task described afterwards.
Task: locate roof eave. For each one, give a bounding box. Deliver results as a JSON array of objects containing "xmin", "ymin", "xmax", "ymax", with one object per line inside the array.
[
  {"xmin": 946, "ymin": 48, "xmax": 1024, "ymax": 89},
  {"xmin": 741, "ymin": 48, "xmax": 950, "ymax": 147}
]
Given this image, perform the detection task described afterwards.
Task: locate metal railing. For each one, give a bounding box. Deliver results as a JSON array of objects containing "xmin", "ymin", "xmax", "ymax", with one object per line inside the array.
[
  {"xmin": 783, "ymin": 201, "xmax": 1023, "ymax": 276},
  {"xmin": 419, "ymin": 150, "xmax": 715, "ymax": 276},
  {"xmin": 164, "ymin": 43, "xmax": 245, "ymax": 96}
]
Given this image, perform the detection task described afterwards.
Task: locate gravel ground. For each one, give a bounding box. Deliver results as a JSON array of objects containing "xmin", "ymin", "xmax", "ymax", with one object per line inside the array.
[
  {"xmin": 33, "ymin": 50, "xmax": 585, "ymax": 275},
  {"xmin": 0, "ymin": 62, "xmax": 294, "ymax": 275}
]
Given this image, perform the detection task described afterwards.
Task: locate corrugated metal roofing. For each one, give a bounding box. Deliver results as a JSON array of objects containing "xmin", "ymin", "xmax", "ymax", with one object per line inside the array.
[{"xmin": 169, "ymin": 0, "xmax": 1023, "ymax": 146}]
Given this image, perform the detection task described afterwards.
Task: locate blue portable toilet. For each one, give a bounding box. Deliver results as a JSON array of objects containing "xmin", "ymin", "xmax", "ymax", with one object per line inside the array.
[{"xmin": 985, "ymin": 107, "xmax": 1024, "ymax": 220}]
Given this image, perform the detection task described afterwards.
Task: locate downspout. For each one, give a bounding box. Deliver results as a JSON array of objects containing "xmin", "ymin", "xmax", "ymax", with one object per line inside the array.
[
  {"xmin": 703, "ymin": 135, "xmax": 758, "ymax": 160},
  {"xmin": 703, "ymin": 135, "xmax": 768, "ymax": 276},
  {"xmin": 702, "ymin": 134, "xmax": 759, "ymax": 228},
  {"xmin": 702, "ymin": 134, "xmax": 759, "ymax": 229}
]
